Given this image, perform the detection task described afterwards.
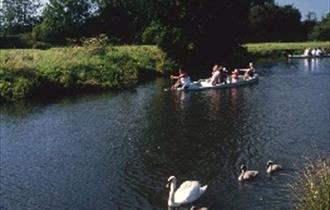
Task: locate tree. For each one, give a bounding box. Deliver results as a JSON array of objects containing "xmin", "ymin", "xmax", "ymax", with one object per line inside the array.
[
  {"xmin": 33, "ymin": 0, "xmax": 92, "ymax": 43},
  {"xmin": 145, "ymin": 0, "xmax": 251, "ymax": 72},
  {"xmin": 0, "ymin": 0, "xmax": 41, "ymax": 35},
  {"xmin": 302, "ymin": 12, "xmax": 318, "ymax": 40},
  {"xmin": 83, "ymin": 0, "xmax": 152, "ymax": 44},
  {"xmin": 310, "ymin": 13, "xmax": 330, "ymax": 41},
  {"xmin": 247, "ymin": 3, "xmax": 302, "ymax": 42}
]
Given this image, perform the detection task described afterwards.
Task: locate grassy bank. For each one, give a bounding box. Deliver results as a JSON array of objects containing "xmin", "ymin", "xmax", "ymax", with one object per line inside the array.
[
  {"xmin": 245, "ymin": 41, "xmax": 330, "ymax": 58},
  {"xmin": 0, "ymin": 45, "xmax": 174, "ymax": 102},
  {"xmin": 290, "ymin": 159, "xmax": 330, "ymax": 210}
]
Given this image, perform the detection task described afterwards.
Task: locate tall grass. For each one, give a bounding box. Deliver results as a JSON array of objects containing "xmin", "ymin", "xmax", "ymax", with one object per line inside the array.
[
  {"xmin": 0, "ymin": 44, "xmax": 175, "ymax": 101},
  {"xmin": 290, "ymin": 159, "xmax": 330, "ymax": 210},
  {"xmin": 245, "ymin": 41, "xmax": 330, "ymax": 57}
]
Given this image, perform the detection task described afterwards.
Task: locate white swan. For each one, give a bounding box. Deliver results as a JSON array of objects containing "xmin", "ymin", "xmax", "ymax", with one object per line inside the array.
[
  {"xmin": 167, "ymin": 176, "xmax": 207, "ymax": 208},
  {"xmin": 238, "ymin": 164, "xmax": 259, "ymax": 181},
  {"xmin": 266, "ymin": 160, "xmax": 283, "ymax": 174}
]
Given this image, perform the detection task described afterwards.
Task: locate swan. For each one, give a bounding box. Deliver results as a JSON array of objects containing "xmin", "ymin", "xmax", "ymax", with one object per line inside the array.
[
  {"xmin": 167, "ymin": 176, "xmax": 207, "ymax": 208},
  {"xmin": 266, "ymin": 160, "xmax": 283, "ymax": 174},
  {"xmin": 238, "ymin": 164, "xmax": 259, "ymax": 181}
]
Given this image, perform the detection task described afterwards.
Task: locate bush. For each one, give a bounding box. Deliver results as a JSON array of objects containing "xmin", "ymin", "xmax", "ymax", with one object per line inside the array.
[
  {"xmin": 81, "ymin": 34, "xmax": 110, "ymax": 55},
  {"xmin": 32, "ymin": 41, "xmax": 52, "ymax": 50},
  {"xmin": 290, "ymin": 159, "xmax": 330, "ymax": 210},
  {"xmin": 0, "ymin": 35, "xmax": 30, "ymax": 48},
  {"xmin": 0, "ymin": 45, "xmax": 175, "ymax": 101},
  {"xmin": 142, "ymin": 21, "xmax": 165, "ymax": 45}
]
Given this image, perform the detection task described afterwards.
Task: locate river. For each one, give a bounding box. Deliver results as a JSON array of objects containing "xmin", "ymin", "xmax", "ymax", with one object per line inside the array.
[{"xmin": 1, "ymin": 58, "xmax": 329, "ymax": 210}]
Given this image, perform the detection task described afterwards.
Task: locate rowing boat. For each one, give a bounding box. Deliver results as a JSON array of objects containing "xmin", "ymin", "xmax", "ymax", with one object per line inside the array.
[
  {"xmin": 288, "ymin": 54, "xmax": 330, "ymax": 59},
  {"xmin": 174, "ymin": 74, "xmax": 259, "ymax": 91}
]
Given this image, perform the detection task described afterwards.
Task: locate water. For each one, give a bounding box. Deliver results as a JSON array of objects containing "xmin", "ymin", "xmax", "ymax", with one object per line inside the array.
[{"xmin": 1, "ymin": 58, "xmax": 329, "ymax": 210}]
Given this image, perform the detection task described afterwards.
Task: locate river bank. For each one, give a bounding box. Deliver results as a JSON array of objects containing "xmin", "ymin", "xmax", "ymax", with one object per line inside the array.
[
  {"xmin": 245, "ymin": 41, "xmax": 330, "ymax": 58},
  {"xmin": 1, "ymin": 41, "xmax": 329, "ymax": 102},
  {"xmin": 0, "ymin": 45, "xmax": 174, "ymax": 102}
]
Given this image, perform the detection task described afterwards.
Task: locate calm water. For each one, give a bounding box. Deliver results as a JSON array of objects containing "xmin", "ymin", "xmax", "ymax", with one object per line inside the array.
[{"xmin": 1, "ymin": 58, "xmax": 329, "ymax": 210}]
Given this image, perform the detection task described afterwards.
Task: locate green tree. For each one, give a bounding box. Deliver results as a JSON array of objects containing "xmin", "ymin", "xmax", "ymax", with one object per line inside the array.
[
  {"xmin": 33, "ymin": 0, "xmax": 92, "ymax": 43},
  {"xmin": 302, "ymin": 12, "xmax": 317, "ymax": 40},
  {"xmin": 248, "ymin": 3, "xmax": 302, "ymax": 42},
  {"xmin": 0, "ymin": 0, "xmax": 41, "ymax": 35},
  {"xmin": 83, "ymin": 0, "xmax": 151, "ymax": 44},
  {"xmin": 310, "ymin": 13, "xmax": 330, "ymax": 41},
  {"xmin": 146, "ymin": 0, "xmax": 251, "ymax": 71}
]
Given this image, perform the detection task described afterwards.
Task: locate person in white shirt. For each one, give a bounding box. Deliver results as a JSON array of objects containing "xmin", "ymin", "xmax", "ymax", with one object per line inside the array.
[{"xmin": 170, "ymin": 69, "xmax": 191, "ymax": 90}]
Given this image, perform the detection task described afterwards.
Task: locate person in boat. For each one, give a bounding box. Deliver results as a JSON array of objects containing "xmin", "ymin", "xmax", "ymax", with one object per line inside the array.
[
  {"xmin": 303, "ymin": 48, "xmax": 311, "ymax": 56},
  {"xmin": 209, "ymin": 64, "xmax": 221, "ymax": 86},
  {"xmin": 311, "ymin": 48, "xmax": 317, "ymax": 56},
  {"xmin": 231, "ymin": 69, "xmax": 239, "ymax": 83},
  {"xmin": 321, "ymin": 48, "xmax": 327, "ymax": 55},
  {"xmin": 219, "ymin": 67, "xmax": 228, "ymax": 84},
  {"xmin": 170, "ymin": 68, "xmax": 191, "ymax": 90},
  {"xmin": 315, "ymin": 48, "xmax": 322, "ymax": 56},
  {"xmin": 240, "ymin": 62, "xmax": 256, "ymax": 80}
]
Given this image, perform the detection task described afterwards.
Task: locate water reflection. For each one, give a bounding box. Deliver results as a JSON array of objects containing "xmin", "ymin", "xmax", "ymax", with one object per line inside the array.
[
  {"xmin": 303, "ymin": 58, "xmax": 321, "ymax": 72},
  {"xmin": 1, "ymin": 58, "xmax": 329, "ymax": 210}
]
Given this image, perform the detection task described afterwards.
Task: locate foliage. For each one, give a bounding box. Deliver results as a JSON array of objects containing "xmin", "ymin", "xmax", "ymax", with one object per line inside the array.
[
  {"xmin": 142, "ymin": 21, "xmax": 166, "ymax": 45},
  {"xmin": 301, "ymin": 12, "xmax": 318, "ymax": 41},
  {"xmin": 33, "ymin": 0, "xmax": 93, "ymax": 44},
  {"xmin": 310, "ymin": 13, "xmax": 330, "ymax": 41},
  {"xmin": 248, "ymin": 3, "xmax": 302, "ymax": 42},
  {"xmin": 0, "ymin": 46, "xmax": 174, "ymax": 101},
  {"xmin": 245, "ymin": 41, "xmax": 330, "ymax": 57},
  {"xmin": 148, "ymin": 0, "xmax": 251, "ymax": 72},
  {"xmin": 32, "ymin": 41, "xmax": 52, "ymax": 50},
  {"xmin": 290, "ymin": 159, "xmax": 330, "ymax": 210},
  {"xmin": 0, "ymin": 0, "xmax": 41, "ymax": 35}
]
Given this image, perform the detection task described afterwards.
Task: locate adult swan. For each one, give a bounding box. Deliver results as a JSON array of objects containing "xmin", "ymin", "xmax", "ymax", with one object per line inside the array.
[{"xmin": 167, "ymin": 176, "xmax": 208, "ymax": 208}]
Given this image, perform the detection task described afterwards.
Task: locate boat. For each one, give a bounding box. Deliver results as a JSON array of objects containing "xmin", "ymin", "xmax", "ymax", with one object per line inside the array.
[
  {"xmin": 173, "ymin": 74, "xmax": 259, "ymax": 91},
  {"xmin": 288, "ymin": 54, "xmax": 330, "ymax": 59}
]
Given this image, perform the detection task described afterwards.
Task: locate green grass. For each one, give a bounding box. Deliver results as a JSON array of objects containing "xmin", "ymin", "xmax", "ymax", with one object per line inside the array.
[
  {"xmin": 0, "ymin": 45, "xmax": 175, "ymax": 101},
  {"xmin": 290, "ymin": 159, "xmax": 330, "ymax": 210},
  {"xmin": 245, "ymin": 41, "xmax": 330, "ymax": 57}
]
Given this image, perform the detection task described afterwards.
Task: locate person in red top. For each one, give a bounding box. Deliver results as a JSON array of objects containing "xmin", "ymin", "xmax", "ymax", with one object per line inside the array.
[{"xmin": 231, "ymin": 69, "xmax": 239, "ymax": 83}]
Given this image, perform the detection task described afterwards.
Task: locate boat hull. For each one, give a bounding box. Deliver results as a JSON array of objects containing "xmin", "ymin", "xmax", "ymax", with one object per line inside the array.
[
  {"xmin": 176, "ymin": 74, "xmax": 259, "ymax": 91},
  {"xmin": 288, "ymin": 54, "xmax": 330, "ymax": 59}
]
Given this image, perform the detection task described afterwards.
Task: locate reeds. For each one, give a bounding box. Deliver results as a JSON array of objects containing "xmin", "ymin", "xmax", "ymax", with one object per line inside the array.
[{"xmin": 290, "ymin": 158, "xmax": 330, "ymax": 210}]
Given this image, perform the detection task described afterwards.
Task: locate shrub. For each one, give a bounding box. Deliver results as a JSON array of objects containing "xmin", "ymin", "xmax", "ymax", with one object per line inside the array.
[
  {"xmin": 32, "ymin": 41, "xmax": 52, "ymax": 50},
  {"xmin": 290, "ymin": 159, "xmax": 330, "ymax": 210}
]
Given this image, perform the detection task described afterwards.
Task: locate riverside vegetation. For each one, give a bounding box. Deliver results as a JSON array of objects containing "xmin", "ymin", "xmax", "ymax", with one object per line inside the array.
[
  {"xmin": 290, "ymin": 159, "xmax": 330, "ymax": 210},
  {"xmin": 245, "ymin": 41, "xmax": 330, "ymax": 58},
  {"xmin": 0, "ymin": 37, "xmax": 175, "ymax": 102},
  {"xmin": 2, "ymin": 41, "xmax": 330, "ymax": 102}
]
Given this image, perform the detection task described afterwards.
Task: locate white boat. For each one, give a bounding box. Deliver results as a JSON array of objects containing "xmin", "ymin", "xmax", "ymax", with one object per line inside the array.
[
  {"xmin": 174, "ymin": 74, "xmax": 259, "ymax": 91},
  {"xmin": 288, "ymin": 54, "xmax": 330, "ymax": 59}
]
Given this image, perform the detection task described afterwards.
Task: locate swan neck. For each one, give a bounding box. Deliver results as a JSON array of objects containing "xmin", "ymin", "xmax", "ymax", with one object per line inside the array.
[{"xmin": 168, "ymin": 181, "xmax": 176, "ymax": 206}]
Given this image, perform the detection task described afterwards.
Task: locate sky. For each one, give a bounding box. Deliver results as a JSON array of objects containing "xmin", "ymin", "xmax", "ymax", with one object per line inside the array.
[
  {"xmin": 39, "ymin": 0, "xmax": 329, "ymax": 20},
  {"xmin": 276, "ymin": 0, "xmax": 329, "ymax": 19}
]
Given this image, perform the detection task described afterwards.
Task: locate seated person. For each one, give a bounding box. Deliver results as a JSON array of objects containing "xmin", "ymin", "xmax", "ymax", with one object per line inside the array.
[
  {"xmin": 231, "ymin": 69, "xmax": 239, "ymax": 83},
  {"xmin": 170, "ymin": 69, "xmax": 191, "ymax": 90},
  {"xmin": 219, "ymin": 67, "xmax": 228, "ymax": 84},
  {"xmin": 209, "ymin": 64, "xmax": 221, "ymax": 86},
  {"xmin": 240, "ymin": 62, "xmax": 255, "ymax": 80},
  {"xmin": 315, "ymin": 48, "xmax": 322, "ymax": 56},
  {"xmin": 311, "ymin": 48, "xmax": 316, "ymax": 56},
  {"xmin": 303, "ymin": 48, "xmax": 311, "ymax": 56}
]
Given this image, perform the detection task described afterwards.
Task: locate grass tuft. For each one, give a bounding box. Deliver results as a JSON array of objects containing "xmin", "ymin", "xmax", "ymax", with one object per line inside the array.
[{"xmin": 290, "ymin": 158, "xmax": 330, "ymax": 210}]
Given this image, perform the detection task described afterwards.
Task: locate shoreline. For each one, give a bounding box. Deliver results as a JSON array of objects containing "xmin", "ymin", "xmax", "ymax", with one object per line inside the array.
[
  {"xmin": 0, "ymin": 45, "xmax": 174, "ymax": 102},
  {"xmin": 1, "ymin": 42, "xmax": 329, "ymax": 102}
]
